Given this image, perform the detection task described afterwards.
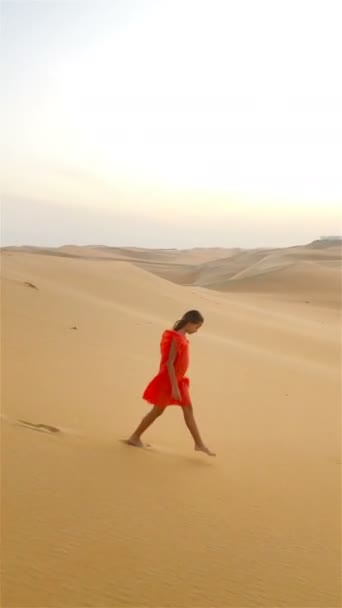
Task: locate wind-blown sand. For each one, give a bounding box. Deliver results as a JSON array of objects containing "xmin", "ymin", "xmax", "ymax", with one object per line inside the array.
[{"xmin": 1, "ymin": 244, "xmax": 341, "ymax": 607}]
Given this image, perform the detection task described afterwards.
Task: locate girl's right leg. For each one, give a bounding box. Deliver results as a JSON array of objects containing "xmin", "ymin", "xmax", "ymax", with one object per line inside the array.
[
  {"xmin": 182, "ymin": 406, "xmax": 216, "ymax": 456},
  {"xmin": 127, "ymin": 406, "xmax": 164, "ymax": 447}
]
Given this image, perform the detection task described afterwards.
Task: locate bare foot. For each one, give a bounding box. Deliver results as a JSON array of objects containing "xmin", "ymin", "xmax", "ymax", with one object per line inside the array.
[
  {"xmin": 125, "ymin": 437, "xmax": 150, "ymax": 449},
  {"xmin": 195, "ymin": 444, "xmax": 216, "ymax": 457}
]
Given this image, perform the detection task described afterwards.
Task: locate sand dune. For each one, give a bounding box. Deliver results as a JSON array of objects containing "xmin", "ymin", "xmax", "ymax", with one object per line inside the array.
[
  {"xmin": 200, "ymin": 255, "xmax": 341, "ymax": 307},
  {"xmin": 5, "ymin": 243, "xmax": 340, "ymax": 308},
  {"xmin": 1, "ymin": 248, "xmax": 341, "ymax": 607},
  {"xmin": 185, "ymin": 245, "xmax": 341, "ymax": 307},
  {"xmin": 3, "ymin": 245, "xmax": 236, "ymax": 264},
  {"xmin": 219, "ymin": 260, "xmax": 340, "ymax": 302}
]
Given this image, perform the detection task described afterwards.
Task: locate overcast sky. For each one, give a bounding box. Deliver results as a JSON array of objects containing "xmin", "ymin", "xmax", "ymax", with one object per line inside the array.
[{"xmin": 1, "ymin": 0, "xmax": 341, "ymax": 248}]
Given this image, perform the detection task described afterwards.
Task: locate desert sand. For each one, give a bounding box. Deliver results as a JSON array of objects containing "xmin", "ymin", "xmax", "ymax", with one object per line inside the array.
[{"xmin": 1, "ymin": 242, "xmax": 341, "ymax": 607}]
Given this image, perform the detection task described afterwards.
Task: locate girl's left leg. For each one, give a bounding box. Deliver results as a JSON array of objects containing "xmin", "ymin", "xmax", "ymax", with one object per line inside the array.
[{"xmin": 182, "ymin": 406, "xmax": 216, "ymax": 456}]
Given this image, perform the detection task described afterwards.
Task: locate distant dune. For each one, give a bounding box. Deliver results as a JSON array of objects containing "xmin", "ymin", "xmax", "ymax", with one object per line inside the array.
[
  {"xmin": 1, "ymin": 242, "xmax": 341, "ymax": 607},
  {"xmin": 3, "ymin": 241, "xmax": 340, "ymax": 307},
  {"xmin": 193, "ymin": 247, "xmax": 341, "ymax": 307}
]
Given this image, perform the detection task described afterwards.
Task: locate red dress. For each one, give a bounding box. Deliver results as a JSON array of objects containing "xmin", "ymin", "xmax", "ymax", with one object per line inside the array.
[{"xmin": 143, "ymin": 330, "xmax": 191, "ymax": 407}]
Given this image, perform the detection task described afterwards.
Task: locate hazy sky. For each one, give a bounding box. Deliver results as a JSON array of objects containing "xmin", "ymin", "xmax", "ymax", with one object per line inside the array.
[{"xmin": 1, "ymin": 0, "xmax": 341, "ymax": 248}]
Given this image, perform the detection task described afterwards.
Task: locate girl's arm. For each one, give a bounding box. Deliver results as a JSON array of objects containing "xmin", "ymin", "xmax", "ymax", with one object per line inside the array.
[{"xmin": 167, "ymin": 339, "xmax": 181, "ymax": 400}]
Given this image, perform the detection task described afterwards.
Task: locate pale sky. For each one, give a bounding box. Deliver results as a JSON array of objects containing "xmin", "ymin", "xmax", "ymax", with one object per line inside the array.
[{"xmin": 1, "ymin": 0, "xmax": 341, "ymax": 248}]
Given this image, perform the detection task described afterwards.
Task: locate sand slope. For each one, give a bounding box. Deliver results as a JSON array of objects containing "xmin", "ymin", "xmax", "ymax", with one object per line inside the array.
[{"xmin": 1, "ymin": 249, "xmax": 341, "ymax": 607}]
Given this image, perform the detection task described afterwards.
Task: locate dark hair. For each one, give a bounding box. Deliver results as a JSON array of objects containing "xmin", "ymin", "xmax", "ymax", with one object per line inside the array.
[{"xmin": 173, "ymin": 310, "xmax": 204, "ymax": 331}]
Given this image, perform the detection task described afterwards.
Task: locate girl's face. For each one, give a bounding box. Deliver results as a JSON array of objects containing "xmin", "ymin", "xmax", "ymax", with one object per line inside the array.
[{"xmin": 186, "ymin": 321, "xmax": 203, "ymax": 334}]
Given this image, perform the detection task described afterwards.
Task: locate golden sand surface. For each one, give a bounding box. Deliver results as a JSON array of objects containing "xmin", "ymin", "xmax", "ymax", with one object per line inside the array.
[{"xmin": 1, "ymin": 244, "xmax": 341, "ymax": 607}]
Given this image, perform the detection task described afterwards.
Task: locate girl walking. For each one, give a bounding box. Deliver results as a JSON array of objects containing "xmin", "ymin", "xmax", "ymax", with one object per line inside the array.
[{"xmin": 127, "ymin": 310, "xmax": 215, "ymax": 456}]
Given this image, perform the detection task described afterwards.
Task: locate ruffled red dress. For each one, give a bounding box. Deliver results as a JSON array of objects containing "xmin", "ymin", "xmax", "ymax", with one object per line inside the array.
[{"xmin": 143, "ymin": 329, "xmax": 191, "ymax": 407}]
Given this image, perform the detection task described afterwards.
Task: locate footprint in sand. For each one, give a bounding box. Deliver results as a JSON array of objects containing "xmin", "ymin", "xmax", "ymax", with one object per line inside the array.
[
  {"xmin": 24, "ymin": 282, "xmax": 39, "ymax": 290},
  {"xmin": 1, "ymin": 415, "xmax": 83, "ymax": 439},
  {"xmin": 17, "ymin": 420, "xmax": 61, "ymax": 434}
]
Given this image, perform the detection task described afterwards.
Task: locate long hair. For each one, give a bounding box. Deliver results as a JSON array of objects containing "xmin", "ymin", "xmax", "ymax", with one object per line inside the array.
[{"xmin": 173, "ymin": 310, "xmax": 204, "ymax": 331}]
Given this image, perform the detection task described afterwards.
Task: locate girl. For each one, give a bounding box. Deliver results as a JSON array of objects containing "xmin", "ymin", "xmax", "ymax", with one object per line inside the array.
[{"xmin": 127, "ymin": 310, "xmax": 215, "ymax": 456}]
